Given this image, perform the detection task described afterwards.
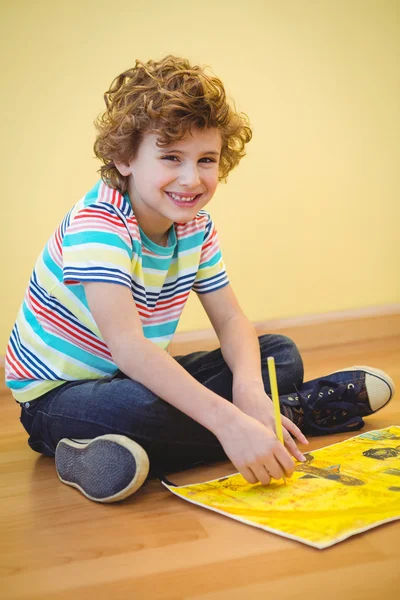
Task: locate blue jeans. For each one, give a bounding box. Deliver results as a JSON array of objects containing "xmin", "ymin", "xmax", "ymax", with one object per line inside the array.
[{"xmin": 19, "ymin": 334, "xmax": 304, "ymax": 475}]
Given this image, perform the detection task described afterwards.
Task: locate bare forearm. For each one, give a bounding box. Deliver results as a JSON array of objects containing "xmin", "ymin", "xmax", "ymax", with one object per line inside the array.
[
  {"xmin": 112, "ymin": 335, "xmax": 241, "ymax": 435},
  {"xmin": 218, "ymin": 316, "xmax": 265, "ymax": 393}
]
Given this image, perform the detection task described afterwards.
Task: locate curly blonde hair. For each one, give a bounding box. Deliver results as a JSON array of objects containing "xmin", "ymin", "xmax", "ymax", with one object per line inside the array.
[{"xmin": 94, "ymin": 55, "xmax": 252, "ymax": 193}]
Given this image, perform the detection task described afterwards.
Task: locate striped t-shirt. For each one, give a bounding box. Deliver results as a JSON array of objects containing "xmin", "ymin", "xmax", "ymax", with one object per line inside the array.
[{"xmin": 5, "ymin": 180, "xmax": 229, "ymax": 403}]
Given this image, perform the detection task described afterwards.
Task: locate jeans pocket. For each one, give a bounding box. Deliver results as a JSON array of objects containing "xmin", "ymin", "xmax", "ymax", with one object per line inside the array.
[
  {"xmin": 20, "ymin": 399, "xmax": 57, "ymax": 457},
  {"xmin": 20, "ymin": 406, "xmax": 35, "ymax": 435}
]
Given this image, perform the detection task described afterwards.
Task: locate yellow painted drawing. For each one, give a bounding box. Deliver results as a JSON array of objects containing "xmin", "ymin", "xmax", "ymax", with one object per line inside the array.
[{"xmin": 163, "ymin": 427, "xmax": 400, "ymax": 548}]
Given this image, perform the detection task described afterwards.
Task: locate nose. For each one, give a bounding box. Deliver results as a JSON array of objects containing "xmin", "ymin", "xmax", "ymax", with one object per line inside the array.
[{"xmin": 178, "ymin": 163, "xmax": 201, "ymax": 188}]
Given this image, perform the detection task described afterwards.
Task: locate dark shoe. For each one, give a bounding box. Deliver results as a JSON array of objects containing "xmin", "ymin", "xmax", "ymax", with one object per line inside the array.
[
  {"xmin": 55, "ymin": 434, "xmax": 149, "ymax": 503},
  {"xmin": 280, "ymin": 366, "xmax": 395, "ymax": 435}
]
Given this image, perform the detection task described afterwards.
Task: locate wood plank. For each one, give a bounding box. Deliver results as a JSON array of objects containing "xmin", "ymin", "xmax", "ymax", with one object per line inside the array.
[
  {"xmin": 168, "ymin": 306, "xmax": 400, "ymax": 355},
  {"xmin": 1, "ymin": 320, "xmax": 399, "ymax": 600}
]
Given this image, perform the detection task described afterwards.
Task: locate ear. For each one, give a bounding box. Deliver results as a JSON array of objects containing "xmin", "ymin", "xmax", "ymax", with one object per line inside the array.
[{"xmin": 114, "ymin": 160, "xmax": 132, "ymax": 177}]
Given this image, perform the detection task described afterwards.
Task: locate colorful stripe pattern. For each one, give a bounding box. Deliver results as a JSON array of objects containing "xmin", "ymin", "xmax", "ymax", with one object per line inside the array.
[{"xmin": 6, "ymin": 181, "xmax": 229, "ymax": 402}]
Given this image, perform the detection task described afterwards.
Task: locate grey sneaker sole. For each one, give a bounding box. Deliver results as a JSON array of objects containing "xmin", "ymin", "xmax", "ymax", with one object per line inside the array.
[{"xmin": 55, "ymin": 434, "xmax": 150, "ymax": 503}]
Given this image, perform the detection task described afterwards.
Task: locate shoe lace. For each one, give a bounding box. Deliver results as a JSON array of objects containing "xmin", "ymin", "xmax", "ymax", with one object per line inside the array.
[{"xmin": 294, "ymin": 379, "xmax": 365, "ymax": 435}]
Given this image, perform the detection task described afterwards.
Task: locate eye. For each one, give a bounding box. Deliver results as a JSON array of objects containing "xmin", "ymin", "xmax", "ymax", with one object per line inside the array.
[{"xmin": 161, "ymin": 155, "xmax": 217, "ymax": 164}]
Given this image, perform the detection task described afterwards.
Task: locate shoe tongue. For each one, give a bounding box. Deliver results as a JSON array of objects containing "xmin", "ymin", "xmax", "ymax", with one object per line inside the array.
[
  {"xmin": 281, "ymin": 404, "xmax": 293, "ymax": 420},
  {"xmin": 281, "ymin": 404, "xmax": 305, "ymax": 429}
]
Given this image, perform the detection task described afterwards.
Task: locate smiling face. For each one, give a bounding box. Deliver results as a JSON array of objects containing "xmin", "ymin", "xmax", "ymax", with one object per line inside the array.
[{"xmin": 115, "ymin": 127, "xmax": 222, "ymax": 244}]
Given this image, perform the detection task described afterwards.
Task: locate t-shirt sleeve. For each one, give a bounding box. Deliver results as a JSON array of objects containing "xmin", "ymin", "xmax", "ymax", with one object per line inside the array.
[
  {"xmin": 192, "ymin": 214, "xmax": 229, "ymax": 294},
  {"xmin": 62, "ymin": 203, "xmax": 133, "ymax": 288}
]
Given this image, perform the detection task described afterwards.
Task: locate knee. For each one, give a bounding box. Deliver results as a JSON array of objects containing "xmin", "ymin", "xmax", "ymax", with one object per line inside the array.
[{"xmin": 259, "ymin": 334, "xmax": 304, "ymax": 385}]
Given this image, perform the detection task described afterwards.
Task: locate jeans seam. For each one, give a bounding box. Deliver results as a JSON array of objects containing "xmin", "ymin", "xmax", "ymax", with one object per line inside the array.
[
  {"xmin": 189, "ymin": 358, "xmax": 227, "ymax": 378},
  {"xmin": 49, "ymin": 414, "xmax": 222, "ymax": 448}
]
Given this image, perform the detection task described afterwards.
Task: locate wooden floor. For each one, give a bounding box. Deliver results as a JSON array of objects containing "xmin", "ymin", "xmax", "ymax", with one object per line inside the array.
[{"xmin": 1, "ymin": 327, "xmax": 400, "ymax": 599}]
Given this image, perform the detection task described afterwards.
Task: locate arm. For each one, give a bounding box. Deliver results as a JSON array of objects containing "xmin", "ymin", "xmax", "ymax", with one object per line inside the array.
[
  {"xmin": 198, "ymin": 285, "xmax": 308, "ymax": 457},
  {"xmin": 197, "ymin": 284, "xmax": 265, "ymax": 392},
  {"xmin": 84, "ymin": 281, "xmax": 241, "ymax": 436},
  {"xmin": 84, "ymin": 281, "xmax": 299, "ymax": 483}
]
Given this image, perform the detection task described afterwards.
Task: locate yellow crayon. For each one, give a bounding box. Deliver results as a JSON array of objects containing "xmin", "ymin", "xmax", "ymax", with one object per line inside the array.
[{"xmin": 267, "ymin": 356, "xmax": 287, "ymax": 484}]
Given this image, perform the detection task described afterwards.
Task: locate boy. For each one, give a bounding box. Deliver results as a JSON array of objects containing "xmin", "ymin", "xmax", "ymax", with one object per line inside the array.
[{"xmin": 5, "ymin": 56, "xmax": 395, "ymax": 503}]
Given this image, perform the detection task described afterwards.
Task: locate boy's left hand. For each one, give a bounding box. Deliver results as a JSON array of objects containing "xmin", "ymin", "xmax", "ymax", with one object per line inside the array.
[{"xmin": 232, "ymin": 386, "xmax": 309, "ymax": 465}]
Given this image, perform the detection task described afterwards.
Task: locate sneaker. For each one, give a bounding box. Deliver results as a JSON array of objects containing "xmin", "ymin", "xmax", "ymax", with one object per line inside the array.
[
  {"xmin": 280, "ymin": 366, "xmax": 395, "ymax": 436},
  {"xmin": 55, "ymin": 434, "xmax": 150, "ymax": 503}
]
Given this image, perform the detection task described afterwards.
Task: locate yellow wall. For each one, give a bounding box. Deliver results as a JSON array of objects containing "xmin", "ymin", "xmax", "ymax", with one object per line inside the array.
[{"xmin": 1, "ymin": 0, "xmax": 399, "ymax": 351}]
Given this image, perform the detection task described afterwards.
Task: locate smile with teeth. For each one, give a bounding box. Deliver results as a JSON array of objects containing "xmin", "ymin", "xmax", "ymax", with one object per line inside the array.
[{"xmin": 166, "ymin": 192, "xmax": 200, "ymax": 202}]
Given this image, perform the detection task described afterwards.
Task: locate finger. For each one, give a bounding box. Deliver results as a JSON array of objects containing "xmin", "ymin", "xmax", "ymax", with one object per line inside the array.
[
  {"xmin": 250, "ymin": 464, "xmax": 272, "ymax": 486},
  {"xmin": 263, "ymin": 455, "xmax": 285, "ymax": 481},
  {"xmin": 281, "ymin": 416, "xmax": 309, "ymax": 445},
  {"xmin": 274, "ymin": 442, "xmax": 297, "ymax": 477},
  {"xmin": 282, "ymin": 417, "xmax": 308, "ymax": 445},
  {"xmin": 282, "ymin": 431, "xmax": 306, "ymax": 466},
  {"xmin": 240, "ymin": 466, "xmax": 258, "ymax": 485}
]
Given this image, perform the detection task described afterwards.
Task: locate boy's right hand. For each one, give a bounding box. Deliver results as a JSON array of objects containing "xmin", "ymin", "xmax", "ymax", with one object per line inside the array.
[{"xmin": 215, "ymin": 411, "xmax": 299, "ymax": 485}]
